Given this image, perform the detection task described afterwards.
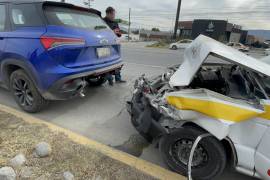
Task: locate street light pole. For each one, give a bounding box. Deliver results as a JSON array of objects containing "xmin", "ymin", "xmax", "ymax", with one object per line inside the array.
[{"xmin": 173, "ymin": 0, "xmax": 182, "ymax": 40}]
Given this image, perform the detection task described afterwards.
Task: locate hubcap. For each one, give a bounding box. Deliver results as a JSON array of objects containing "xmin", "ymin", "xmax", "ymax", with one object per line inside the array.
[
  {"xmin": 13, "ymin": 78, "xmax": 33, "ymax": 107},
  {"xmin": 171, "ymin": 139, "xmax": 208, "ymax": 168}
]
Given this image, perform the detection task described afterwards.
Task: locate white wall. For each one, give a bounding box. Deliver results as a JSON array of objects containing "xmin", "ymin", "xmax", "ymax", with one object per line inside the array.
[{"xmin": 229, "ymin": 32, "xmax": 241, "ymax": 42}]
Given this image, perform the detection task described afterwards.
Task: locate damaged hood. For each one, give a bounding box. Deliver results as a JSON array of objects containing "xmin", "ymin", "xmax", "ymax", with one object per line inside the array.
[{"xmin": 170, "ymin": 35, "xmax": 270, "ymax": 87}]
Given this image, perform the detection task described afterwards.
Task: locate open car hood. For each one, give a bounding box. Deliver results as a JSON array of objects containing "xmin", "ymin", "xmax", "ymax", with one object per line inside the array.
[{"xmin": 170, "ymin": 35, "xmax": 270, "ymax": 87}]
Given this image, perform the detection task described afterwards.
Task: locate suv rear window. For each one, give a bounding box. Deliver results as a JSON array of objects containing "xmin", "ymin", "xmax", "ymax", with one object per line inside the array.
[
  {"xmin": 0, "ymin": 5, "xmax": 6, "ymax": 31},
  {"xmin": 11, "ymin": 4, "xmax": 43, "ymax": 27},
  {"xmin": 44, "ymin": 6, "xmax": 109, "ymax": 30}
]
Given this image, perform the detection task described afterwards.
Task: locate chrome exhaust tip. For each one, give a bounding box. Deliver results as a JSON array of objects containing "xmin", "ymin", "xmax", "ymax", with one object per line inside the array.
[
  {"xmin": 78, "ymin": 80, "xmax": 87, "ymax": 98},
  {"xmin": 79, "ymin": 91, "xmax": 86, "ymax": 98}
]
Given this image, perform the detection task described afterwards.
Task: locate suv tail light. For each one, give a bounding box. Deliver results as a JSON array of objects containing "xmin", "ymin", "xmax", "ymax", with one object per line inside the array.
[{"xmin": 40, "ymin": 36, "xmax": 85, "ymax": 50}]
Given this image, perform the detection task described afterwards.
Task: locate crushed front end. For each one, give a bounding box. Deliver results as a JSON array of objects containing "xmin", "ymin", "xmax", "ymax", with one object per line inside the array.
[{"xmin": 127, "ymin": 65, "xmax": 183, "ymax": 142}]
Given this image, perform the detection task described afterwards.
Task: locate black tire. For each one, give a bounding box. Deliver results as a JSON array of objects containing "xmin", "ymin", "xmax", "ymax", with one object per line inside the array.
[
  {"xmin": 159, "ymin": 127, "xmax": 226, "ymax": 180},
  {"xmin": 172, "ymin": 45, "xmax": 178, "ymax": 50},
  {"xmin": 10, "ymin": 69, "xmax": 49, "ymax": 113},
  {"xmin": 86, "ymin": 76, "xmax": 106, "ymax": 87}
]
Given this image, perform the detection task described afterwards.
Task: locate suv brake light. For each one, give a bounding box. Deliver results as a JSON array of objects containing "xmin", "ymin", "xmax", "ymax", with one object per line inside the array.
[{"xmin": 40, "ymin": 36, "xmax": 85, "ymax": 50}]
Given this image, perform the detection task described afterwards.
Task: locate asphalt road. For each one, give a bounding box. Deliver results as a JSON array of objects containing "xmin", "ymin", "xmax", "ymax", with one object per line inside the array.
[{"xmin": 0, "ymin": 42, "xmax": 259, "ymax": 180}]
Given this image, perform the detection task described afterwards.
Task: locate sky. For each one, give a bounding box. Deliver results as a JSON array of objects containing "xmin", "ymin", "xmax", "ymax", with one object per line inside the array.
[{"xmin": 66, "ymin": 0, "xmax": 270, "ymax": 31}]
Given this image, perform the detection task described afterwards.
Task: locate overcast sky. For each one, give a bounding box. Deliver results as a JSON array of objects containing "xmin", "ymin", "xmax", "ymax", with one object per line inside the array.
[{"xmin": 66, "ymin": 0, "xmax": 270, "ymax": 31}]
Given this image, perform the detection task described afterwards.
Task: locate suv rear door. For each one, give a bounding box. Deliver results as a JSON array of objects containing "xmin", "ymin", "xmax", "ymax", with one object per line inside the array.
[{"xmin": 0, "ymin": 3, "xmax": 8, "ymax": 82}]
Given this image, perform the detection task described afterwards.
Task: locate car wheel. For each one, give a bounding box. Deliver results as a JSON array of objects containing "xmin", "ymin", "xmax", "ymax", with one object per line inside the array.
[
  {"xmin": 87, "ymin": 76, "xmax": 106, "ymax": 86},
  {"xmin": 172, "ymin": 45, "xmax": 178, "ymax": 50},
  {"xmin": 10, "ymin": 69, "xmax": 49, "ymax": 113},
  {"xmin": 159, "ymin": 127, "xmax": 226, "ymax": 180}
]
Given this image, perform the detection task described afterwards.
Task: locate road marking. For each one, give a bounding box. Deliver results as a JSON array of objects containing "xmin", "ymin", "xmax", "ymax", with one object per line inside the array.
[
  {"xmin": 126, "ymin": 62, "xmax": 166, "ymax": 69},
  {"xmin": 0, "ymin": 104, "xmax": 185, "ymax": 180}
]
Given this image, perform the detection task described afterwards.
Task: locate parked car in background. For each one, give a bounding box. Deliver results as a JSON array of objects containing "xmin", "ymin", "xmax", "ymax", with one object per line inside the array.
[
  {"xmin": 170, "ymin": 39, "xmax": 193, "ymax": 50},
  {"xmin": 0, "ymin": 0, "xmax": 123, "ymax": 113},
  {"xmin": 227, "ymin": 42, "xmax": 250, "ymax": 52},
  {"xmin": 265, "ymin": 48, "xmax": 270, "ymax": 56},
  {"xmin": 119, "ymin": 34, "xmax": 140, "ymax": 42}
]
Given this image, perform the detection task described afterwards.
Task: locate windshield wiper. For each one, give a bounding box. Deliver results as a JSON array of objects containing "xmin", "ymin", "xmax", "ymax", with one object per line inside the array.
[{"xmin": 94, "ymin": 26, "xmax": 107, "ymax": 30}]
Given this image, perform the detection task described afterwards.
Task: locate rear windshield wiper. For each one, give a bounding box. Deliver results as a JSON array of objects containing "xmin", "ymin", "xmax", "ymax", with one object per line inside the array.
[{"xmin": 94, "ymin": 26, "xmax": 107, "ymax": 30}]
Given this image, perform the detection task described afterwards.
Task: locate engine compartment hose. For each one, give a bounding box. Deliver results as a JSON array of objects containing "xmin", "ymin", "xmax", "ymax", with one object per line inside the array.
[{"xmin": 188, "ymin": 133, "xmax": 212, "ymax": 180}]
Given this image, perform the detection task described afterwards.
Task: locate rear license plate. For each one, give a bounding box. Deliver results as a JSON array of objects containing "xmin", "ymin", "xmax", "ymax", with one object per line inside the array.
[{"xmin": 97, "ymin": 47, "xmax": 111, "ymax": 58}]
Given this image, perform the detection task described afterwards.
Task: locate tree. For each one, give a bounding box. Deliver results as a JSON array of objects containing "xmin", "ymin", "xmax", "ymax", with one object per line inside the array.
[{"xmin": 152, "ymin": 28, "xmax": 160, "ymax": 32}]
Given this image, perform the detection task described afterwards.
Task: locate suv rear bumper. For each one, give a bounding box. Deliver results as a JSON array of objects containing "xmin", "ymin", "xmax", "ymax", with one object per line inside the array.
[{"xmin": 43, "ymin": 62, "xmax": 124, "ymax": 100}]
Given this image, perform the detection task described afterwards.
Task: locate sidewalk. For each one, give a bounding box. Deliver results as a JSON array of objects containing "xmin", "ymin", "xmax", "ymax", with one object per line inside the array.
[{"xmin": 0, "ymin": 104, "xmax": 185, "ymax": 180}]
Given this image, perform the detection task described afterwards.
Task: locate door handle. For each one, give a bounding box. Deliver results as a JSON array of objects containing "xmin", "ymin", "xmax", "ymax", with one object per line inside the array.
[{"xmin": 0, "ymin": 37, "xmax": 3, "ymax": 40}]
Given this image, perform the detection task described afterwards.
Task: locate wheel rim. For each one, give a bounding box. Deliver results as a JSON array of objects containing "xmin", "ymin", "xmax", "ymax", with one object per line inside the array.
[
  {"xmin": 170, "ymin": 138, "xmax": 208, "ymax": 168},
  {"xmin": 12, "ymin": 78, "xmax": 33, "ymax": 107}
]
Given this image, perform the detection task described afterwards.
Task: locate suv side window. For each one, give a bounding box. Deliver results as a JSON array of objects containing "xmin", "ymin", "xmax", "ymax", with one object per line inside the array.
[
  {"xmin": 10, "ymin": 4, "xmax": 43, "ymax": 28},
  {"xmin": 0, "ymin": 5, "xmax": 6, "ymax": 31}
]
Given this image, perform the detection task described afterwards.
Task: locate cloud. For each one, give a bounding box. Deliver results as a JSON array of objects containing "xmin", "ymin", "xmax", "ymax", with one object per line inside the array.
[{"xmin": 66, "ymin": 0, "xmax": 270, "ymax": 30}]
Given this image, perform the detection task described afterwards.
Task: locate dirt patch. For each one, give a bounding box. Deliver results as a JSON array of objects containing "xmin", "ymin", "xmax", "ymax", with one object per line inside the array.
[{"xmin": 0, "ymin": 110, "xmax": 156, "ymax": 180}]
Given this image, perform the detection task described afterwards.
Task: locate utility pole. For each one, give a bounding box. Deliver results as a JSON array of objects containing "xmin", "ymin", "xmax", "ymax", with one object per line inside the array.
[
  {"xmin": 173, "ymin": 0, "xmax": 182, "ymax": 40},
  {"xmin": 128, "ymin": 8, "xmax": 131, "ymax": 42}
]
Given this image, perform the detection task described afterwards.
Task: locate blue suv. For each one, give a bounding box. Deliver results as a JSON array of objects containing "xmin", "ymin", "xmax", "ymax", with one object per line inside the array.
[{"xmin": 0, "ymin": 1, "xmax": 123, "ymax": 112}]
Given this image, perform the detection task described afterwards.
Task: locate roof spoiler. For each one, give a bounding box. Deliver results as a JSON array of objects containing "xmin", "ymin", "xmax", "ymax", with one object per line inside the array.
[{"xmin": 42, "ymin": 1, "xmax": 102, "ymax": 17}]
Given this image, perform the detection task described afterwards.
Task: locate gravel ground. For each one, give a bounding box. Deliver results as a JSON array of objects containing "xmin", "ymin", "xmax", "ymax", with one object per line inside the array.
[{"xmin": 0, "ymin": 110, "xmax": 156, "ymax": 180}]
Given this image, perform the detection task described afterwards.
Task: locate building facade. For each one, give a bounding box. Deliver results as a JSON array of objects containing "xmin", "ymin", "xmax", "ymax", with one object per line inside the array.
[{"xmin": 179, "ymin": 19, "xmax": 247, "ymax": 43}]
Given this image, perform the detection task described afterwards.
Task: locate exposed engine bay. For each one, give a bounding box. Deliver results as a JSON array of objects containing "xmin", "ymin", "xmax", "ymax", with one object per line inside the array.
[{"xmin": 138, "ymin": 63, "xmax": 270, "ymax": 106}]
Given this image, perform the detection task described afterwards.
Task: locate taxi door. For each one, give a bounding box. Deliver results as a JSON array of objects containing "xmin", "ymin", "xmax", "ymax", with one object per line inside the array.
[{"xmin": 255, "ymin": 100, "xmax": 270, "ymax": 179}]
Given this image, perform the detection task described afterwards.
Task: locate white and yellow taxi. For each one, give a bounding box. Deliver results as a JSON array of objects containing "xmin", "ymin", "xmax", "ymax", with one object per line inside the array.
[{"xmin": 128, "ymin": 35, "xmax": 270, "ymax": 180}]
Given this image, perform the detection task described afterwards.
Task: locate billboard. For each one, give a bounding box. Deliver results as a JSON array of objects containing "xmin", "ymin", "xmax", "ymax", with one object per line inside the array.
[{"xmin": 191, "ymin": 20, "xmax": 228, "ymax": 41}]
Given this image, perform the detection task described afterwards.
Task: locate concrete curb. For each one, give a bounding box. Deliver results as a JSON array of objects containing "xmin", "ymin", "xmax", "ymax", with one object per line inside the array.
[{"xmin": 0, "ymin": 104, "xmax": 185, "ymax": 180}]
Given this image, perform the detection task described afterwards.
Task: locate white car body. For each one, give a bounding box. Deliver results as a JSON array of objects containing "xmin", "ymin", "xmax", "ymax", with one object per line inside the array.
[
  {"xmin": 130, "ymin": 35, "xmax": 270, "ymax": 179},
  {"xmin": 170, "ymin": 39, "xmax": 193, "ymax": 50},
  {"xmin": 168, "ymin": 35, "xmax": 270, "ymax": 179}
]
